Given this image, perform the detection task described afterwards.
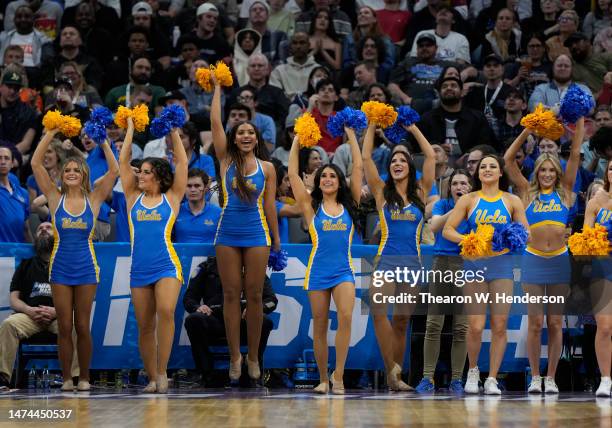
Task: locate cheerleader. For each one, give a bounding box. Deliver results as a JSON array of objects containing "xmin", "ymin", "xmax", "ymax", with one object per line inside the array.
[
  {"xmin": 211, "ymin": 77, "xmax": 281, "ymax": 382},
  {"xmin": 119, "ymin": 118, "xmax": 187, "ymax": 393},
  {"xmin": 582, "ymin": 158, "xmax": 612, "ymax": 397},
  {"xmin": 30, "ymin": 126, "xmax": 119, "ymax": 391},
  {"xmin": 362, "ymin": 123, "xmax": 435, "ymax": 391},
  {"xmin": 503, "ymin": 118, "xmax": 585, "ymax": 394},
  {"xmin": 288, "ymin": 126, "xmax": 362, "ymax": 394},
  {"xmin": 443, "ymin": 155, "xmax": 529, "ymax": 395}
]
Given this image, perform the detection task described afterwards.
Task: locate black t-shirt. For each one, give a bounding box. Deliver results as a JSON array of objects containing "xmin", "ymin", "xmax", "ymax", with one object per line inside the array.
[
  {"xmin": 0, "ymin": 101, "xmax": 38, "ymax": 146},
  {"xmin": 180, "ymin": 32, "xmax": 232, "ymax": 65},
  {"xmin": 9, "ymin": 256, "xmax": 53, "ymax": 307}
]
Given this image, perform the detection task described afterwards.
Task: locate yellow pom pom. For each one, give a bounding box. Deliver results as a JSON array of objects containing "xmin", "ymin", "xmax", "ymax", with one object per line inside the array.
[
  {"xmin": 520, "ymin": 103, "xmax": 565, "ymax": 140},
  {"xmin": 294, "ymin": 112, "xmax": 321, "ymax": 148},
  {"xmin": 59, "ymin": 115, "xmax": 82, "ymax": 137},
  {"xmin": 114, "ymin": 106, "xmax": 131, "ymax": 129},
  {"xmin": 361, "ymin": 101, "xmax": 397, "ymax": 129},
  {"xmin": 460, "ymin": 224, "xmax": 494, "ymax": 258},
  {"xmin": 131, "ymin": 104, "xmax": 150, "ymax": 132},
  {"xmin": 42, "ymin": 110, "xmax": 63, "ymax": 131},
  {"xmin": 569, "ymin": 224, "xmax": 611, "ymax": 256},
  {"xmin": 195, "ymin": 67, "xmax": 213, "ymax": 92},
  {"xmin": 213, "ymin": 61, "xmax": 233, "ymax": 87}
]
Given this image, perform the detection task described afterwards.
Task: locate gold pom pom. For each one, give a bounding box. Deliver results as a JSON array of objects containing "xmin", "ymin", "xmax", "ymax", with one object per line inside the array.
[
  {"xmin": 361, "ymin": 101, "xmax": 397, "ymax": 129},
  {"xmin": 520, "ymin": 103, "xmax": 565, "ymax": 140},
  {"xmin": 195, "ymin": 67, "xmax": 213, "ymax": 92},
  {"xmin": 213, "ymin": 61, "xmax": 233, "ymax": 87},
  {"xmin": 294, "ymin": 112, "xmax": 321, "ymax": 148},
  {"xmin": 460, "ymin": 224, "xmax": 494, "ymax": 258},
  {"xmin": 59, "ymin": 116, "xmax": 82, "ymax": 137},
  {"xmin": 42, "ymin": 110, "xmax": 63, "ymax": 131},
  {"xmin": 569, "ymin": 224, "xmax": 611, "ymax": 256},
  {"xmin": 114, "ymin": 106, "xmax": 131, "ymax": 129},
  {"xmin": 131, "ymin": 104, "xmax": 150, "ymax": 132}
]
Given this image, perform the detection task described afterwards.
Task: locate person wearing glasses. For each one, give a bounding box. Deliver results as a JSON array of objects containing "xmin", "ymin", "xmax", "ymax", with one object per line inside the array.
[
  {"xmin": 236, "ymin": 88, "xmax": 276, "ymax": 152},
  {"xmin": 545, "ymin": 9, "xmax": 579, "ymax": 61},
  {"xmin": 504, "ymin": 33, "xmax": 552, "ymax": 100}
]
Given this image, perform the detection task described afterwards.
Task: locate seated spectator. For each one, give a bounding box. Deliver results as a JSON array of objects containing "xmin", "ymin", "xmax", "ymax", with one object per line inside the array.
[
  {"xmin": 268, "ymin": 0, "xmax": 296, "ymax": 35},
  {"xmin": 565, "ymin": 32, "xmax": 612, "ymax": 96},
  {"xmin": 174, "ymin": 168, "xmax": 221, "ymax": 243},
  {"xmin": 307, "ymin": 8, "xmax": 341, "ymax": 72},
  {"xmin": 345, "ymin": 61, "xmax": 378, "ymax": 108},
  {"xmin": 62, "ymin": 0, "xmax": 121, "ymax": 35},
  {"xmin": 0, "ymin": 222, "xmax": 79, "ymax": 389},
  {"xmin": 163, "ymin": 36, "xmax": 203, "ymax": 90},
  {"xmin": 234, "ymin": 29, "xmax": 263, "ymax": 87},
  {"xmin": 480, "ymin": 8, "xmax": 522, "ymax": 65},
  {"xmin": 3, "ymin": 0, "xmax": 63, "ymax": 40},
  {"xmin": 0, "ymin": 145, "xmax": 31, "ymax": 242},
  {"xmin": 109, "ymin": 158, "xmax": 142, "ymax": 243},
  {"xmin": 295, "ymin": 0, "xmax": 352, "ymax": 38},
  {"xmin": 471, "ymin": 1, "xmax": 519, "ymax": 46},
  {"xmin": 504, "ymin": 32, "xmax": 552, "ymax": 100},
  {"xmin": 270, "ymin": 32, "xmax": 320, "ymax": 100},
  {"xmin": 307, "ymin": 78, "xmax": 341, "ymax": 154},
  {"xmin": 376, "ymin": 0, "xmax": 411, "ymax": 45},
  {"xmin": 593, "ymin": 26, "xmax": 612, "ymax": 55},
  {"xmin": 71, "ymin": 2, "xmax": 115, "ymax": 65},
  {"xmin": 496, "ymin": 88, "xmax": 526, "ymax": 143},
  {"xmin": 521, "ymin": 0, "xmax": 560, "ymax": 39},
  {"xmin": 288, "ymin": 64, "xmax": 330, "ymax": 112},
  {"xmin": 388, "ymin": 33, "xmax": 457, "ymax": 113},
  {"xmin": 0, "ymin": 5, "xmax": 52, "ymax": 68},
  {"xmin": 45, "ymin": 61, "xmax": 102, "ymax": 110},
  {"xmin": 1, "ymin": 55, "xmax": 43, "ymax": 112},
  {"xmin": 341, "ymin": 36, "xmax": 394, "ymax": 91},
  {"xmin": 235, "ymin": 88, "xmax": 276, "ymax": 151},
  {"xmin": 43, "ymin": 77, "xmax": 90, "ymax": 125},
  {"xmin": 410, "ymin": 6, "xmax": 470, "ymax": 64},
  {"xmin": 129, "ymin": 2, "xmax": 172, "ymax": 70},
  {"xmin": 0, "ymin": 65, "xmax": 38, "ymax": 155},
  {"xmin": 583, "ymin": 106, "xmax": 612, "ymax": 178},
  {"xmin": 582, "ymin": 0, "xmax": 611, "ymax": 40},
  {"xmin": 528, "ymin": 54, "xmax": 593, "ymax": 111},
  {"xmin": 183, "ymin": 257, "xmax": 277, "ymax": 386},
  {"xmin": 104, "ymin": 56, "xmax": 166, "ymax": 110},
  {"xmin": 180, "ymin": 60, "xmax": 224, "ymax": 123},
  {"xmin": 299, "ymin": 146, "xmax": 323, "ymax": 180},
  {"xmin": 545, "ymin": 9, "xmax": 579, "ymax": 61},
  {"xmin": 349, "ymin": 5, "xmax": 396, "ymax": 68},
  {"xmin": 247, "ymin": 0, "xmax": 287, "ymax": 65},
  {"xmin": 464, "ymin": 144, "xmax": 497, "ymax": 177},
  {"xmin": 176, "ymin": 0, "xmax": 237, "ymax": 45}
]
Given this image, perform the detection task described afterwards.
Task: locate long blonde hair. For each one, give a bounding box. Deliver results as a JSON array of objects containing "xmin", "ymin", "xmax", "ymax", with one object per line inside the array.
[
  {"xmin": 59, "ymin": 156, "xmax": 91, "ymax": 195},
  {"xmin": 527, "ymin": 153, "xmax": 568, "ymax": 205}
]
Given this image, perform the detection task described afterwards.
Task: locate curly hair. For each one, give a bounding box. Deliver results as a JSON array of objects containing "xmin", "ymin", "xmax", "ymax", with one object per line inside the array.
[
  {"xmin": 383, "ymin": 151, "xmax": 425, "ymax": 213},
  {"xmin": 472, "ymin": 154, "xmax": 510, "ymax": 191},
  {"xmin": 141, "ymin": 157, "xmax": 174, "ymax": 193}
]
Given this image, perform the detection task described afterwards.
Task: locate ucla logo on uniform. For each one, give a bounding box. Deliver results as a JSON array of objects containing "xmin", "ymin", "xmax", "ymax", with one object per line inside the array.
[
  {"xmin": 533, "ymin": 200, "xmax": 562, "ymax": 213},
  {"xmin": 322, "ymin": 219, "xmax": 348, "ymax": 231},
  {"xmin": 62, "ymin": 218, "xmax": 87, "ymax": 229},
  {"xmin": 204, "ymin": 219, "xmax": 214, "ymax": 226},
  {"xmin": 475, "ymin": 209, "xmax": 508, "ymax": 225},
  {"xmin": 231, "ymin": 177, "xmax": 257, "ymax": 191},
  {"xmin": 601, "ymin": 209, "xmax": 612, "ymax": 223},
  {"xmin": 137, "ymin": 210, "xmax": 162, "ymax": 221},
  {"xmin": 390, "ymin": 209, "xmax": 416, "ymax": 221}
]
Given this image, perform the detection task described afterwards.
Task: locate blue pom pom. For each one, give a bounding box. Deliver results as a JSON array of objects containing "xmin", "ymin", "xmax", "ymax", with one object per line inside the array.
[
  {"xmin": 90, "ymin": 106, "xmax": 114, "ymax": 127},
  {"xmin": 382, "ymin": 106, "xmax": 420, "ymax": 144},
  {"xmin": 492, "ymin": 228, "xmax": 506, "ymax": 253},
  {"xmin": 383, "ymin": 124, "xmax": 408, "ymax": 144},
  {"xmin": 500, "ymin": 222, "xmax": 528, "ymax": 253},
  {"xmin": 84, "ymin": 120, "xmax": 107, "ymax": 144},
  {"xmin": 326, "ymin": 107, "xmax": 367, "ymax": 138},
  {"xmin": 162, "ymin": 104, "xmax": 187, "ymax": 129},
  {"xmin": 150, "ymin": 117, "xmax": 173, "ymax": 138},
  {"xmin": 559, "ymin": 84, "xmax": 594, "ymax": 124},
  {"xmin": 268, "ymin": 249, "xmax": 288, "ymax": 272}
]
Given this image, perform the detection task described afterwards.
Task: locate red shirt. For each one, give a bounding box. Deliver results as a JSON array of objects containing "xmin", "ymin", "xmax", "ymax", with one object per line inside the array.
[
  {"xmin": 376, "ymin": 9, "xmax": 412, "ymax": 44},
  {"xmin": 312, "ymin": 108, "xmax": 342, "ymax": 154}
]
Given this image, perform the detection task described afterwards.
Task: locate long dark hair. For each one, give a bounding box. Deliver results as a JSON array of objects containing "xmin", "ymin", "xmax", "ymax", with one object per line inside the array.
[
  {"xmin": 141, "ymin": 157, "xmax": 174, "ymax": 193},
  {"xmin": 357, "ymin": 35, "xmax": 386, "ymax": 64},
  {"xmin": 383, "ymin": 151, "xmax": 425, "ymax": 213},
  {"xmin": 309, "ymin": 8, "xmax": 340, "ymax": 42},
  {"xmin": 472, "ymin": 154, "xmax": 510, "ymax": 191},
  {"xmin": 310, "ymin": 164, "xmax": 361, "ymax": 234},
  {"xmin": 226, "ymin": 121, "xmax": 269, "ymax": 202}
]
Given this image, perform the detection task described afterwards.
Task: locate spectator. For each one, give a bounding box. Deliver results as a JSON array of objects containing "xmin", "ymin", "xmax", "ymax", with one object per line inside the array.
[
  {"xmin": 270, "ymin": 32, "xmax": 320, "ymax": 100},
  {"xmin": 288, "ymin": 64, "xmax": 330, "ymax": 113},
  {"xmin": 0, "ymin": 66, "xmax": 38, "ymax": 155},
  {"xmin": 307, "ymin": 78, "xmax": 341, "ymax": 154},
  {"xmin": 307, "ymin": 8, "xmax": 341, "ymax": 72},
  {"xmin": 410, "ymin": 6, "xmax": 470, "ymax": 64},
  {"xmin": 72, "ymin": 2, "xmax": 115, "ymax": 65},
  {"xmin": 176, "ymin": 0, "xmax": 237, "ymax": 45},
  {"xmin": 582, "ymin": 0, "xmax": 611, "ymax": 40},
  {"xmin": 471, "ymin": 0, "xmax": 519, "ymax": 46},
  {"xmin": 376, "ymin": 0, "xmax": 411, "ymax": 45},
  {"xmin": 565, "ymin": 32, "xmax": 612, "ymax": 96},
  {"xmin": 583, "ymin": 106, "xmax": 612, "ymax": 177},
  {"xmin": 104, "ymin": 56, "xmax": 166, "ymax": 110},
  {"xmin": 295, "ymin": 0, "xmax": 352, "ymax": 38},
  {"xmin": 3, "ymin": 0, "xmax": 63, "ymax": 40},
  {"xmin": 180, "ymin": 60, "xmax": 224, "ymax": 122},
  {"xmin": 545, "ymin": 9, "xmax": 579, "ymax": 61},
  {"xmin": 174, "ymin": 168, "xmax": 221, "ymax": 243},
  {"xmin": 299, "ymin": 146, "xmax": 323, "ymax": 179},
  {"xmin": 163, "ymin": 35, "xmax": 202, "ymax": 90},
  {"xmin": 496, "ymin": 88, "xmax": 526, "ymax": 143},
  {"xmin": 0, "ymin": 222, "xmax": 79, "ymax": 389},
  {"xmin": 345, "ymin": 61, "xmax": 377, "ymax": 108},
  {"xmin": 234, "ymin": 29, "xmax": 263, "ymax": 88},
  {"xmin": 268, "ymin": 0, "xmax": 296, "ymax": 35},
  {"xmin": 234, "ymin": 88, "xmax": 276, "ymax": 151},
  {"xmin": 0, "ymin": 145, "xmax": 31, "ymax": 242},
  {"xmin": 1, "ymin": 55, "xmax": 43, "ymax": 113},
  {"xmin": 388, "ymin": 33, "xmax": 456, "ymax": 113},
  {"xmin": 430, "ymin": 143, "xmax": 454, "ymax": 198},
  {"xmin": 44, "ymin": 61, "xmax": 102, "ymax": 110},
  {"xmin": 247, "ymin": 0, "xmax": 287, "ymax": 65},
  {"xmin": 61, "ymin": 0, "xmax": 121, "ymax": 36},
  {"xmin": 227, "ymin": 53, "xmax": 289, "ymax": 128},
  {"xmin": 129, "ymin": 2, "xmax": 172, "ymax": 70},
  {"xmin": 352, "ymin": 6, "xmax": 394, "ymax": 58},
  {"xmin": 413, "ymin": 76, "xmax": 497, "ymax": 161},
  {"xmin": 521, "ymin": 0, "xmax": 560, "ymax": 38},
  {"xmin": 528, "ymin": 54, "xmax": 593, "ymax": 111},
  {"xmin": 504, "ymin": 32, "xmax": 552, "ymax": 100},
  {"xmin": 43, "ymin": 77, "xmax": 90, "ymax": 125},
  {"xmin": 593, "ymin": 26, "xmax": 612, "ymax": 54},
  {"xmin": 179, "ymin": 3, "xmax": 232, "ymax": 66},
  {"xmin": 183, "ymin": 257, "xmax": 277, "ymax": 386},
  {"xmin": 0, "ymin": 5, "xmax": 52, "ymax": 68},
  {"xmin": 481, "ymin": 7, "xmax": 522, "ymax": 65},
  {"xmin": 464, "ymin": 144, "xmax": 497, "ymax": 177}
]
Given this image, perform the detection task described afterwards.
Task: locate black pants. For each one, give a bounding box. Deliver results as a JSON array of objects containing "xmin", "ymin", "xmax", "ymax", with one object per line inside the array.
[{"xmin": 184, "ymin": 312, "xmax": 273, "ymax": 375}]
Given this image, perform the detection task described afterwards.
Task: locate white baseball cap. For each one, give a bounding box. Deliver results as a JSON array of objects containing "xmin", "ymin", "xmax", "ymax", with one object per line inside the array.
[
  {"xmin": 197, "ymin": 3, "xmax": 219, "ymax": 16},
  {"xmin": 132, "ymin": 1, "xmax": 153, "ymax": 16}
]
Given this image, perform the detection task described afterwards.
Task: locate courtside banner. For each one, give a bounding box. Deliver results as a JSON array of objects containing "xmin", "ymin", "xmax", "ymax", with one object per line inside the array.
[{"xmin": 0, "ymin": 243, "xmax": 576, "ymax": 371}]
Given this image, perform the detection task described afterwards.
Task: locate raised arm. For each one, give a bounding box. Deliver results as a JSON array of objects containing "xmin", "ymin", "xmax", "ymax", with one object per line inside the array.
[
  {"xmin": 211, "ymin": 81, "xmax": 227, "ymax": 163},
  {"xmin": 503, "ymin": 128, "xmax": 531, "ymax": 199},
  {"xmin": 583, "ymin": 198, "xmax": 598, "ymax": 228},
  {"xmin": 30, "ymin": 129, "xmax": 61, "ymax": 206},
  {"xmin": 263, "ymin": 162, "xmax": 281, "ymax": 251},
  {"xmin": 561, "ymin": 117, "xmax": 584, "ymax": 196},
  {"xmin": 409, "ymin": 124, "xmax": 435, "ymax": 199},
  {"xmin": 361, "ymin": 124, "xmax": 385, "ymax": 204},
  {"xmin": 346, "ymin": 127, "xmax": 362, "ymax": 205},
  {"xmin": 442, "ymin": 194, "xmax": 471, "ymax": 244},
  {"xmin": 288, "ymin": 136, "xmax": 313, "ymax": 221},
  {"xmin": 90, "ymin": 141, "xmax": 119, "ymax": 210},
  {"xmin": 118, "ymin": 118, "xmax": 139, "ymax": 200},
  {"xmin": 168, "ymin": 128, "xmax": 188, "ymax": 205}
]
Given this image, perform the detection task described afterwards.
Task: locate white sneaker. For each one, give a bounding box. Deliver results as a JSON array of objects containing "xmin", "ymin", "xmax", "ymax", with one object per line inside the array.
[
  {"xmin": 544, "ymin": 377, "xmax": 559, "ymax": 394},
  {"xmin": 596, "ymin": 377, "xmax": 612, "ymax": 397},
  {"xmin": 528, "ymin": 375, "xmax": 542, "ymax": 393},
  {"xmin": 465, "ymin": 367, "xmax": 480, "ymax": 394},
  {"xmin": 484, "ymin": 377, "xmax": 501, "ymax": 395}
]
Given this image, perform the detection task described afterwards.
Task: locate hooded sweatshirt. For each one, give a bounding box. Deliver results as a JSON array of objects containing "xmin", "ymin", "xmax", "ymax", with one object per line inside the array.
[{"xmin": 233, "ymin": 28, "xmax": 262, "ymax": 87}]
